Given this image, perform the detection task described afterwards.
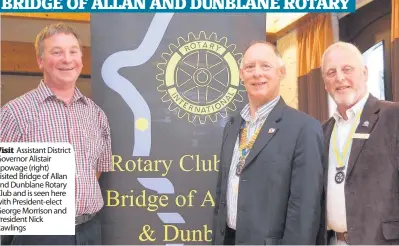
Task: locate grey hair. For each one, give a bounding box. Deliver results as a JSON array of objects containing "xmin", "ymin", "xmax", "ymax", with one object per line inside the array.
[
  {"xmin": 321, "ymin": 41, "xmax": 365, "ymax": 73},
  {"xmin": 239, "ymin": 40, "xmax": 285, "ymax": 69},
  {"xmin": 35, "ymin": 23, "xmax": 82, "ymax": 58}
]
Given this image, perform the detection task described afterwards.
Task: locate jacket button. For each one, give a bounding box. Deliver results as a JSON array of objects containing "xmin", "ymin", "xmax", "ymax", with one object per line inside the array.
[{"xmin": 220, "ymin": 229, "xmax": 224, "ymax": 235}]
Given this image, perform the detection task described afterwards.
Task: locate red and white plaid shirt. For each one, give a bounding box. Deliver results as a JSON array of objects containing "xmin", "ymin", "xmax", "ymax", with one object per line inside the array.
[{"xmin": 1, "ymin": 81, "xmax": 112, "ymax": 216}]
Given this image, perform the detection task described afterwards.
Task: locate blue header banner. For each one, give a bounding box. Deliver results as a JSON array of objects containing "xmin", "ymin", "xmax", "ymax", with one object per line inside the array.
[{"xmin": 1, "ymin": 0, "xmax": 355, "ymax": 12}]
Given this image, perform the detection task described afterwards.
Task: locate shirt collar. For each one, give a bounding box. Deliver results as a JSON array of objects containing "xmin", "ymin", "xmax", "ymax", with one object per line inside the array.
[
  {"xmin": 240, "ymin": 95, "xmax": 280, "ymax": 122},
  {"xmin": 332, "ymin": 92, "xmax": 369, "ymax": 122},
  {"xmin": 36, "ymin": 80, "xmax": 87, "ymax": 104}
]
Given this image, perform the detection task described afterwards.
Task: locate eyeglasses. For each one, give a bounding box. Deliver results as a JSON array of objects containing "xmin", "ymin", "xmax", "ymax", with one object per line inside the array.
[{"xmin": 242, "ymin": 62, "xmax": 275, "ymax": 73}]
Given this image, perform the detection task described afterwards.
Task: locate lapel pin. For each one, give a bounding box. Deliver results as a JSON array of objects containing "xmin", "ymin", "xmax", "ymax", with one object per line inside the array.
[
  {"xmin": 268, "ymin": 128, "xmax": 275, "ymax": 134},
  {"xmin": 362, "ymin": 121, "xmax": 369, "ymax": 127}
]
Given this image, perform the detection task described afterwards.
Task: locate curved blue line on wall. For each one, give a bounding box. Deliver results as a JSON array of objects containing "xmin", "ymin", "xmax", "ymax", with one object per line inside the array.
[
  {"xmin": 101, "ymin": 13, "xmax": 174, "ymax": 156},
  {"xmin": 138, "ymin": 178, "xmax": 175, "ymax": 194},
  {"xmin": 157, "ymin": 213, "xmax": 186, "ymax": 223}
]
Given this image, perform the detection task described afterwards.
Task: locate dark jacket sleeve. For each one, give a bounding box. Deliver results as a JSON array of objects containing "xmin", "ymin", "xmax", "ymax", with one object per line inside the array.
[{"xmin": 282, "ymin": 118, "xmax": 325, "ymax": 244}]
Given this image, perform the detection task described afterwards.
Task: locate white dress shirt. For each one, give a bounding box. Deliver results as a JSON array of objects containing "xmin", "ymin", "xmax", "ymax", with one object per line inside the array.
[{"xmin": 327, "ymin": 93, "xmax": 369, "ymax": 232}]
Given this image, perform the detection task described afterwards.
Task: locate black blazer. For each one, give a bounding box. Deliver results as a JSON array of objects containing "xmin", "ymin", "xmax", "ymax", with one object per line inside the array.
[
  {"xmin": 212, "ymin": 98, "xmax": 325, "ymax": 245},
  {"xmin": 317, "ymin": 94, "xmax": 399, "ymax": 244}
]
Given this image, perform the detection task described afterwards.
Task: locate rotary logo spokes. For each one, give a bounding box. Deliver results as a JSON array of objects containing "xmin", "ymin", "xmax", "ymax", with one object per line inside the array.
[{"xmin": 176, "ymin": 50, "xmax": 229, "ymax": 105}]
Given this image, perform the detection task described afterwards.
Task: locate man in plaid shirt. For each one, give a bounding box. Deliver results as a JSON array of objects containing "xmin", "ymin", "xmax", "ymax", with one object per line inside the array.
[{"xmin": 1, "ymin": 23, "xmax": 112, "ymax": 245}]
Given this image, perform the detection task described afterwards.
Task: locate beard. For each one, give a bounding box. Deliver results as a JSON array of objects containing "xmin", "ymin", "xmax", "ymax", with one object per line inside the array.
[{"xmin": 332, "ymin": 90, "xmax": 359, "ymax": 108}]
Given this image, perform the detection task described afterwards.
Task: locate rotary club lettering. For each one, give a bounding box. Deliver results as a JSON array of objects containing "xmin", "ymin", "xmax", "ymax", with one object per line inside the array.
[
  {"xmin": 112, "ymin": 154, "xmax": 219, "ymax": 176},
  {"xmin": 106, "ymin": 189, "xmax": 215, "ymax": 211},
  {"xmin": 164, "ymin": 224, "xmax": 212, "ymax": 242},
  {"xmin": 138, "ymin": 224, "xmax": 212, "ymax": 242}
]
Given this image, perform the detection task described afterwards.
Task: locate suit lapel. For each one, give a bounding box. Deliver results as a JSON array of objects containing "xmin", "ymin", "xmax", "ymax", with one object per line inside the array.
[
  {"xmin": 222, "ymin": 115, "xmax": 243, "ymax": 176},
  {"xmin": 323, "ymin": 119, "xmax": 335, "ymax": 189},
  {"xmin": 243, "ymin": 98, "xmax": 285, "ymax": 169},
  {"xmin": 346, "ymin": 95, "xmax": 380, "ymax": 178}
]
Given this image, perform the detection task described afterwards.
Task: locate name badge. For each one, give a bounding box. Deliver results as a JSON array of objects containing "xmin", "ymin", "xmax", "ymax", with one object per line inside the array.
[
  {"xmin": 233, "ymin": 183, "xmax": 239, "ymax": 195},
  {"xmin": 353, "ymin": 133, "xmax": 370, "ymax": 139}
]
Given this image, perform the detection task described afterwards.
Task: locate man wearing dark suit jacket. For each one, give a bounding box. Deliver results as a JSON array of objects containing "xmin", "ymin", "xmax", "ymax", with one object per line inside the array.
[
  {"xmin": 211, "ymin": 41, "xmax": 325, "ymax": 245},
  {"xmin": 317, "ymin": 41, "xmax": 399, "ymax": 245}
]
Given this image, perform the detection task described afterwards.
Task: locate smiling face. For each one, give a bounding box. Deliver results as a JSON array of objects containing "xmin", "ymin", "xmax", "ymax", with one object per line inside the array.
[
  {"xmin": 322, "ymin": 46, "xmax": 368, "ymax": 110},
  {"xmin": 37, "ymin": 33, "xmax": 83, "ymax": 89},
  {"xmin": 239, "ymin": 43, "xmax": 285, "ymax": 107}
]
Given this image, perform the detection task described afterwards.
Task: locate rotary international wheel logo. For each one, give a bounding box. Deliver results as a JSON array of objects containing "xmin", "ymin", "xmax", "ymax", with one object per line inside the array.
[{"xmin": 156, "ymin": 31, "xmax": 244, "ymax": 124}]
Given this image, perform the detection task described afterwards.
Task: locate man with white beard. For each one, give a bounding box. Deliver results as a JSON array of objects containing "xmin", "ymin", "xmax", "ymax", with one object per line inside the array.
[{"xmin": 316, "ymin": 41, "xmax": 399, "ymax": 245}]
